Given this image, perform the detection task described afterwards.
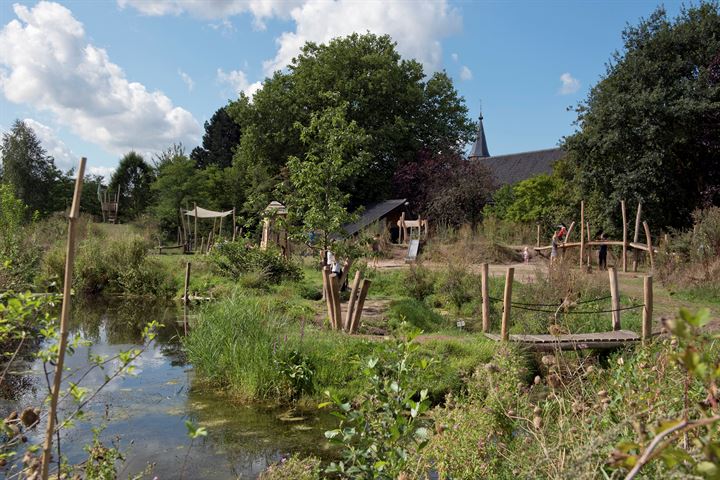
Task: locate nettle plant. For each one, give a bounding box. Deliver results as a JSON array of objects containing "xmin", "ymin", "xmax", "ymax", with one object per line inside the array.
[
  {"xmin": 612, "ymin": 309, "xmax": 720, "ymax": 479},
  {"xmin": 321, "ymin": 332, "xmax": 431, "ymax": 479}
]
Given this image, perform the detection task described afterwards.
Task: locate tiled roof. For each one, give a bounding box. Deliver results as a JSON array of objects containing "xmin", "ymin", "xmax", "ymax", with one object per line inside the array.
[
  {"xmin": 343, "ymin": 198, "xmax": 407, "ymax": 236},
  {"xmin": 478, "ymin": 147, "xmax": 564, "ymax": 185}
]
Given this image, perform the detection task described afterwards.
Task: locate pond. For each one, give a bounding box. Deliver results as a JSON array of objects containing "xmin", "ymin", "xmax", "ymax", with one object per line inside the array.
[{"xmin": 1, "ymin": 299, "xmax": 334, "ymax": 479}]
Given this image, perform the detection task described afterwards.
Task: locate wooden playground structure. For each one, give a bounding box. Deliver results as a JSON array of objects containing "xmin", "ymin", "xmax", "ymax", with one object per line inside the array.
[
  {"xmin": 482, "ymin": 263, "xmax": 653, "ymax": 351},
  {"xmin": 321, "ymin": 267, "xmax": 372, "ymax": 334},
  {"xmin": 534, "ymin": 200, "xmax": 657, "ymax": 271},
  {"xmin": 260, "ymin": 201, "xmax": 290, "ymax": 258},
  {"xmin": 98, "ymin": 186, "xmax": 120, "ymax": 224},
  {"xmin": 397, "ymin": 212, "xmax": 429, "ymax": 262}
]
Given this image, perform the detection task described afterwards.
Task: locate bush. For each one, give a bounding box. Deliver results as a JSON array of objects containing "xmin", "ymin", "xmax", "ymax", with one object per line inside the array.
[
  {"xmin": 387, "ymin": 299, "xmax": 446, "ymax": 333},
  {"xmin": 404, "ymin": 265, "xmax": 435, "ymax": 300},
  {"xmin": 210, "ymin": 239, "xmax": 303, "ymax": 284}
]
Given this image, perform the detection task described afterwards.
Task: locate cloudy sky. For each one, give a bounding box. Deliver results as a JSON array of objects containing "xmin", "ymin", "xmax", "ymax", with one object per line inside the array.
[{"xmin": 0, "ymin": 0, "xmax": 683, "ymax": 178}]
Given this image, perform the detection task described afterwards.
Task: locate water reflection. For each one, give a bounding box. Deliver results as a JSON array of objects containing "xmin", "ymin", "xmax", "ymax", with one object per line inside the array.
[{"xmin": 0, "ymin": 299, "xmax": 333, "ymax": 479}]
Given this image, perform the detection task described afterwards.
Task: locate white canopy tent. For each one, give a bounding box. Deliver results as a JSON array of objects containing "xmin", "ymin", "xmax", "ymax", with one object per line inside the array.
[
  {"xmin": 180, "ymin": 205, "xmax": 237, "ymax": 252},
  {"xmin": 183, "ymin": 206, "xmax": 234, "ymax": 218}
]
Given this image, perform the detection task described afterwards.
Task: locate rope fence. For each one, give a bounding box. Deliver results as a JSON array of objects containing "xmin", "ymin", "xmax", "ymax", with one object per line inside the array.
[{"xmin": 486, "ymin": 295, "xmax": 643, "ymax": 314}]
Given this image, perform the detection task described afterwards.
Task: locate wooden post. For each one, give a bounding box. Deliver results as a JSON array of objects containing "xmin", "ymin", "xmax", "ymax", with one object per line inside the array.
[
  {"xmin": 182, "ymin": 261, "xmax": 192, "ymax": 304},
  {"xmin": 41, "ymin": 157, "xmax": 86, "ymax": 480},
  {"xmin": 481, "ymin": 263, "xmax": 490, "ymax": 333},
  {"xmin": 632, "ymin": 203, "xmax": 642, "ymax": 272},
  {"xmin": 579, "ymin": 201, "xmax": 585, "ymax": 269},
  {"xmin": 564, "ymin": 221, "xmax": 576, "ymax": 244},
  {"xmin": 322, "ymin": 267, "xmax": 335, "ymax": 329},
  {"xmin": 536, "ymin": 224, "xmax": 540, "ymax": 248},
  {"xmin": 345, "ymin": 271, "xmax": 362, "ymax": 331},
  {"xmin": 330, "ymin": 274, "xmax": 342, "ymax": 330},
  {"xmin": 608, "ymin": 266, "xmax": 621, "ymax": 331},
  {"xmin": 621, "ymin": 200, "xmax": 628, "ymax": 272},
  {"xmin": 643, "ymin": 221, "xmax": 654, "ymax": 271},
  {"xmin": 642, "ymin": 275, "xmax": 653, "ymax": 344},
  {"xmin": 219, "ymin": 215, "xmax": 224, "ymax": 240},
  {"xmin": 350, "ymin": 279, "xmax": 372, "ymax": 334},
  {"xmin": 501, "ymin": 267, "xmax": 514, "ymax": 341},
  {"xmin": 193, "ymin": 203, "xmax": 198, "ymax": 252},
  {"xmin": 338, "ymin": 258, "xmax": 353, "ymax": 288},
  {"xmin": 179, "ymin": 207, "xmax": 186, "ymax": 251},
  {"xmin": 199, "ymin": 236, "xmax": 205, "ymax": 254},
  {"xmin": 232, "ymin": 207, "xmax": 237, "ymax": 241},
  {"xmin": 586, "ymin": 222, "xmax": 592, "ymax": 267}
]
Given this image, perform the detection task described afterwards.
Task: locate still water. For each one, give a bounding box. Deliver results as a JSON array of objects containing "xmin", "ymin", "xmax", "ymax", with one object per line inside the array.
[{"xmin": 1, "ymin": 299, "xmax": 333, "ymax": 479}]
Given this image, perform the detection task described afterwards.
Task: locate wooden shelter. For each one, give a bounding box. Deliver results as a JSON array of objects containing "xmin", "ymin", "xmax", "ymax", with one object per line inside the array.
[
  {"xmin": 260, "ymin": 201, "xmax": 289, "ymax": 257},
  {"xmin": 181, "ymin": 204, "xmax": 236, "ymax": 253}
]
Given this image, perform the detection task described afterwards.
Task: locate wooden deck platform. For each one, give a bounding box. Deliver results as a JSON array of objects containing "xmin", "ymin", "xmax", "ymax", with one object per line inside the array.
[{"xmin": 484, "ymin": 330, "xmax": 640, "ymax": 351}]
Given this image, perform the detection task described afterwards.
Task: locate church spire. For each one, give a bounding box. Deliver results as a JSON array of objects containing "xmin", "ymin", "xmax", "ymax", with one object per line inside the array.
[{"xmin": 469, "ymin": 109, "xmax": 490, "ymax": 159}]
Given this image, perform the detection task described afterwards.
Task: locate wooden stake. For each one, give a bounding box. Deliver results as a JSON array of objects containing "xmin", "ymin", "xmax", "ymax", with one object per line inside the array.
[
  {"xmin": 621, "ymin": 200, "xmax": 628, "ymax": 272},
  {"xmin": 41, "ymin": 157, "xmax": 86, "ymax": 480},
  {"xmin": 322, "ymin": 267, "xmax": 335, "ymax": 329},
  {"xmin": 219, "ymin": 215, "xmax": 224, "ymax": 239},
  {"xmin": 564, "ymin": 221, "xmax": 576, "ymax": 244},
  {"xmin": 481, "ymin": 263, "xmax": 490, "ymax": 333},
  {"xmin": 642, "ymin": 275, "xmax": 653, "ymax": 344},
  {"xmin": 345, "ymin": 271, "xmax": 362, "ymax": 331},
  {"xmin": 608, "ymin": 266, "xmax": 621, "ymax": 331},
  {"xmin": 330, "ymin": 274, "xmax": 342, "ymax": 330},
  {"xmin": 632, "ymin": 203, "xmax": 642, "ymax": 272},
  {"xmin": 193, "ymin": 203, "xmax": 198, "ymax": 252},
  {"xmin": 350, "ymin": 279, "xmax": 372, "ymax": 334},
  {"xmin": 536, "ymin": 224, "xmax": 540, "ymax": 248},
  {"xmin": 586, "ymin": 222, "xmax": 592, "ymax": 267},
  {"xmin": 501, "ymin": 267, "xmax": 514, "ymax": 341},
  {"xmin": 579, "ymin": 201, "xmax": 585, "ymax": 269},
  {"xmin": 183, "ymin": 262, "xmax": 191, "ymax": 304},
  {"xmin": 232, "ymin": 207, "xmax": 237, "ymax": 241},
  {"xmin": 199, "ymin": 236, "xmax": 205, "ymax": 254},
  {"xmin": 643, "ymin": 221, "xmax": 654, "ymax": 271}
]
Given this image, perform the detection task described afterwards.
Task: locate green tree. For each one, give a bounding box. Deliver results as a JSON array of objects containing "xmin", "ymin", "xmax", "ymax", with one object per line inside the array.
[
  {"xmin": 228, "ymin": 32, "xmax": 474, "ymax": 216},
  {"xmin": 504, "ymin": 174, "xmax": 563, "ymax": 224},
  {"xmin": 285, "ymin": 103, "xmax": 371, "ymax": 258},
  {"xmin": 0, "ymin": 120, "xmax": 62, "ymax": 216},
  {"xmin": 563, "ymin": 3, "xmax": 720, "ymax": 230},
  {"xmin": 109, "ymin": 151, "xmax": 155, "ymax": 221},
  {"xmin": 190, "ymin": 107, "xmax": 242, "ymax": 169}
]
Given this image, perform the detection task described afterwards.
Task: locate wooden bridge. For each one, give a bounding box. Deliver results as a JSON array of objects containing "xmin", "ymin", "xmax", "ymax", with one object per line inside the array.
[{"xmin": 484, "ymin": 330, "xmax": 640, "ymax": 351}]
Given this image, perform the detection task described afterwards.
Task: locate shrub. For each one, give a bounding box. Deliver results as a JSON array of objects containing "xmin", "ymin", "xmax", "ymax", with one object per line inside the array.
[
  {"xmin": 404, "ymin": 265, "xmax": 435, "ymax": 300},
  {"xmin": 387, "ymin": 299, "xmax": 446, "ymax": 333},
  {"xmin": 210, "ymin": 239, "xmax": 302, "ymax": 284}
]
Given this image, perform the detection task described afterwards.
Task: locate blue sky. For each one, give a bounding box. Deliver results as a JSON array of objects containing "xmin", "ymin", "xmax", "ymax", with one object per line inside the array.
[{"xmin": 0, "ymin": 0, "xmax": 685, "ymax": 179}]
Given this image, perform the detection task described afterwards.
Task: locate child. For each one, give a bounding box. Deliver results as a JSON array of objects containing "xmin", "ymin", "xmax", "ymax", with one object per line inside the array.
[
  {"xmin": 522, "ymin": 246, "xmax": 530, "ymax": 264},
  {"xmin": 550, "ymin": 233, "xmax": 558, "ymax": 264},
  {"xmin": 371, "ymin": 233, "xmax": 382, "ymax": 268},
  {"xmin": 598, "ymin": 231, "xmax": 608, "ymax": 270}
]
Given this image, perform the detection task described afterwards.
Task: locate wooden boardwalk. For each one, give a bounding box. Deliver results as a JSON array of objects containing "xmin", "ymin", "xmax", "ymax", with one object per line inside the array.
[{"xmin": 484, "ymin": 330, "xmax": 640, "ymax": 351}]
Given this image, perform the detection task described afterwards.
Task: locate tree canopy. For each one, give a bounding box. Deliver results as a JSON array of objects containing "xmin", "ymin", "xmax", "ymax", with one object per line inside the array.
[
  {"xmin": 109, "ymin": 151, "xmax": 155, "ymax": 220},
  {"xmin": 0, "ymin": 120, "xmax": 62, "ymax": 216},
  {"xmin": 563, "ymin": 3, "xmax": 720, "ymax": 230},
  {"xmin": 190, "ymin": 107, "xmax": 242, "ymax": 169}
]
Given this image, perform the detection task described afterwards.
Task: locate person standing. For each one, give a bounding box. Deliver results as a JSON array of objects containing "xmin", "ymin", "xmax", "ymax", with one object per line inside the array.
[
  {"xmin": 550, "ymin": 233, "xmax": 559, "ymax": 264},
  {"xmin": 598, "ymin": 231, "xmax": 608, "ymax": 270}
]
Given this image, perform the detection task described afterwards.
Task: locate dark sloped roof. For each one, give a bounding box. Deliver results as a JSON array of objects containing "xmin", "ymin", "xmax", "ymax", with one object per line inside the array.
[
  {"xmin": 468, "ymin": 116, "xmax": 490, "ymax": 158},
  {"xmin": 343, "ymin": 198, "xmax": 406, "ymax": 236},
  {"xmin": 478, "ymin": 147, "xmax": 564, "ymax": 185}
]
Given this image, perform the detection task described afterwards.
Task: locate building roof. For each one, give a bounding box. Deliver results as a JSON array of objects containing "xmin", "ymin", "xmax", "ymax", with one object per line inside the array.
[
  {"xmin": 468, "ymin": 115, "xmax": 490, "ymax": 159},
  {"xmin": 343, "ymin": 198, "xmax": 407, "ymax": 236},
  {"xmin": 479, "ymin": 148, "xmax": 565, "ymax": 185}
]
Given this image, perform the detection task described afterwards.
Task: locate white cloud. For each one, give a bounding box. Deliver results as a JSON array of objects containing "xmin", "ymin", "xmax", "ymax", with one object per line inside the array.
[
  {"xmin": 0, "ymin": 2, "xmax": 201, "ymax": 156},
  {"xmin": 216, "ymin": 68, "xmax": 262, "ymax": 97},
  {"xmin": 23, "ymin": 118, "xmax": 78, "ymax": 171},
  {"xmin": 118, "ymin": 0, "xmax": 461, "ymax": 75},
  {"xmin": 451, "ymin": 52, "xmax": 458, "ymax": 62},
  {"xmin": 559, "ymin": 72, "xmax": 580, "ymax": 95},
  {"xmin": 117, "ymin": 0, "xmax": 300, "ymax": 29},
  {"xmin": 460, "ymin": 65, "xmax": 472, "ymax": 81},
  {"xmin": 88, "ymin": 166, "xmax": 115, "ymax": 182},
  {"xmin": 178, "ymin": 69, "xmax": 194, "ymax": 91},
  {"xmin": 262, "ymin": 0, "xmax": 461, "ymax": 75}
]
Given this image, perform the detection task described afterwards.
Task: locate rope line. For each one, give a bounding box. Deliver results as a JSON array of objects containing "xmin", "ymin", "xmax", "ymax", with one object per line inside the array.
[
  {"xmin": 487, "ymin": 294, "xmax": 613, "ymax": 308},
  {"xmin": 509, "ymin": 304, "xmax": 645, "ymax": 315}
]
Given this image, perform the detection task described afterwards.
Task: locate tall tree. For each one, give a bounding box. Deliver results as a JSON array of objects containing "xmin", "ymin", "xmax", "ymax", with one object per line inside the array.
[
  {"xmin": 227, "ymin": 32, "xmax": 473, "ymax": 215},
  {"xmin": 563, "ymin": 3, "xmax": 720, "ymax": 230},
  {"xmin": 190, "ymin": 107, "xmax": 242, "ymax": 169},
  {"xmin": 0, "ymin": 120, "xmax": 61, "ymax": 216},
  {"xmin": 109, "ymin": 151, "xmax": 155, "ymax": 220},
  {"xmin": 285, "ymin": 103, "xmax": 370, "ymax": 257}
]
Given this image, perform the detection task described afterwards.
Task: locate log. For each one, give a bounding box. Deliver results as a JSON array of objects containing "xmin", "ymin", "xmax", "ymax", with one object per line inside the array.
[
  {"xmin": 643, "ymin": 276, "xmax": 653, "ymax": 344},
  {"xmin": 621, "ymin": 200, "xmax": 628, "ymax": 272},
  {"xmin": 643, "ymin": 221, "xmax": 654, "ymax": 271},
  {"xmin": 41, "ymin": 157, "xmax": 86, "ymax": 479},
  {"xmin": 586, "ymin": 240, "xmax": 625, "ymax": 247},
  {"xmin": 501, "ymin": 267, "xmax": 514, "ymax": 341},
  {"xmin": 632, "ymin": 203, "xmax": 642, "ymax": 272},
  {"xmin": 534, "ymin": 242, "xmax": 582, "ymax": 251},
  {"xmin": 609, "ymin": 266, "xmax": 621, "ymax": 331},
  {"xmin": 481, "ymin": 263, "xmax": 490, "ymax": 333},
  {"xmin": 564, "ymin": 221, "xmax": 576, "ymax": 244},
  {"xmin": 349, "ymin": 279, "xmax": 371, "ymax": 334}
]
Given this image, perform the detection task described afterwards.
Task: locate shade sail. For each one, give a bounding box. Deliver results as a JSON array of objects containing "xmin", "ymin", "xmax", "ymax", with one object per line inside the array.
[{"xmin": 184, "ymin": 206, "xmax": 233, "ymax": 218}]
